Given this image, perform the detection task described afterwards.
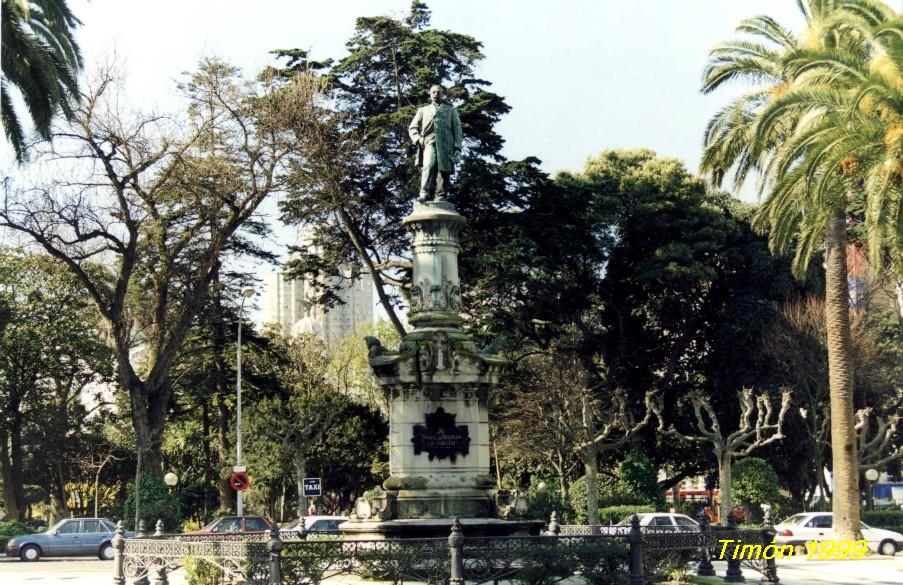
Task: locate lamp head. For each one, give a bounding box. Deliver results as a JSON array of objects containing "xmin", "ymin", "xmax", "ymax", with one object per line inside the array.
[
  {"xmin": 241, "ymin": 288, "xmax": 255, "ymax": 299},
  {"xmin": 164, "ymin": 472, "xmax": 178, "ymax": 487}
]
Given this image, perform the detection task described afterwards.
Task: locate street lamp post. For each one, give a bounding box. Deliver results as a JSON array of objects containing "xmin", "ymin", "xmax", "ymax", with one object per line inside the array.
[
  {"xmin": 865, "ymin": 468, "xmax": 879, "ymax": 511},
  {"xmin": 236, "ymin": 287, "xmax": 254, "ymax": 516}
]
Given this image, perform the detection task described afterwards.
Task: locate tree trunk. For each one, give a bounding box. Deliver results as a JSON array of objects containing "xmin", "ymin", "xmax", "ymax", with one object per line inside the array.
[
  {"xmin": 293, "ymin": 448, "xmax": 307, "ymax": 519},
  {"xmin": 48, "ymin": 460, "xmax": 68, "ymax": 524},
  {"xmin": 212, "ymin": 285, "xmax": 233, "ymax": 512},
  {"xmin": 824, "ymin": 204, "xmax": 861, "ymax": 540},
  {"xmin": 201, "ymin": 400, "xmax": 214, "ymax": 517},
  {"xmin": 718, "ymin": 453, "xmax": 732, "ymax": 526},
  {"xmin": 0, "ymin": 425, "xmax": 21, "ymax": 521},
  {"xmin": 581, "ymin": 395, "xmax": 600, "ymax": 525}
]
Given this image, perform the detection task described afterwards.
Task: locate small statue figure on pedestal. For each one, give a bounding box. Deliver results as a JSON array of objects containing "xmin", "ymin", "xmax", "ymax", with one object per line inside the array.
[{"xmin": 408, "ymin": 84, "xmax": 463, "ymax": 202}]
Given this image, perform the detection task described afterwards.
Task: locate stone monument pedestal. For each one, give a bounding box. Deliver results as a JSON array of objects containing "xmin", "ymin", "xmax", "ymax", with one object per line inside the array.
[{"xmin": 341, "ymin": 201, "xmax": 541, "ymax": 539}]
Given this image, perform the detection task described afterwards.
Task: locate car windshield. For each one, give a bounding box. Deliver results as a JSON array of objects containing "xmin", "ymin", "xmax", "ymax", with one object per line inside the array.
[
  {"xmin": 282, "ymin": 519, "xmax": 301, "ymax": 530},
  {"xmin": 861, "ymin": 521, "xmax": 871, "ymax": 530},
  {"xmin": 48, "ymin": 519, "xmax": 65, "ymax": 532},
  {"xmin": 781, "ymin": 514, "xmax": 808, "ymax": 526},
  {"xmin": 617, "ymin": 514, "xmax": 650, "ymax": 525}
]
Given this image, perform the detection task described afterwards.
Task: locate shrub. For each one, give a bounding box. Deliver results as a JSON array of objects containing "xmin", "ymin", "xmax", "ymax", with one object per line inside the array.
[
  {"xmin": 616, "ymin": 450, "xmax": 666, "ymax": 510},
  {"xmin": 122, "ymin": 473, "xmax": 182, "ymax": 532},
  {"xmin": 0, "ymin": 521, "xmax": 31, "ymax": 549},
  {"xmin": 732, "ymin": 458, "xmax": 780, "ymax": 509},
  {"xmin": 183, "ymin": 556, "xmax": 224, "ymax": 585},
  {"xmin": 523, "ymin": 477, "xmax": 573, "ymax": 523}
]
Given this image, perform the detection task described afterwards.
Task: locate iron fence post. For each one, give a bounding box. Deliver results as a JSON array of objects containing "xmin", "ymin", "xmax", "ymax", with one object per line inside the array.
[
  {"xmin": 696, "ymin": 513, "xmax": 715, "ymax": 576},
  {"xmin": 112, "ymin": 521, "xmax": 125, "ymax": 585},
  {"xmin": 627, "ymin": 514, "xmax": 644, "ymax": 585},
  {"xmin": 760, "ymin": 508, "xmax": 779, "ymax": 585},
  {"xmin": 723, "ymin": 512, "xmax": 745, "ymax": 583},
  {"xmin": 154, "ymin": 519, "xmax": 164, "ymax": 537},
  {"xmin": 137, "ymin": 520, "xmax": 146, "ymax": 538},
  {"xmin": 448, "ymin": 518, "xmax": 465, "ymax": 585},
  {"xmin": 547, "ymin": 511, "xmax": 560, "ymax": 536},
  {"xmin": 268, "ymin": 525, "xmax": 283, "ymax": 585}
]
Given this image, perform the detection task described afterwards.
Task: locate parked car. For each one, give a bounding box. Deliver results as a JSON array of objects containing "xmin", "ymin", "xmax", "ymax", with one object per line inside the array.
[
  {"xmin": 280, "ymin": 515, "xmax": 347, "ymax": 536},
  {"xmin": 774, "ymin": 512, "xmax": 902, "ymax": 556},
  {"xmin": 616, "ymin": 513, "xmax": 701, "ymax": 532},
  {"xmin": 185, "ymin": 516, "xmax": 273, "ymax": 536},
  {"xmin": 5, "ymin": 517, "xmax": 131, "ymax": 562}
]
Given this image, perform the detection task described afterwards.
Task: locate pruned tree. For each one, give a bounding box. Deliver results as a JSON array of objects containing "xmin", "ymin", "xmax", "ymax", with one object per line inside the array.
[
  {"xmin": 499, "ymin": 350, "xmax": 662, "ymax": 525},
  {"xmin": 668, "ymin": 388, "xmax": 791, "ymax": 524},
  {"xmin": 0, "ymin": 61, "xmax": 310, "ymax": 477},
  {"xmin": 856, "ymin": 408, "xmax": 903, "ymax": 469}
]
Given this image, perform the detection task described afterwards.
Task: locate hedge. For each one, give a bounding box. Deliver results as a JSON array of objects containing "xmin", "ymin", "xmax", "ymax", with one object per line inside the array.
[
  {"xmin": 597, "ymin": 504, "xmax": 657, "ymax": 525},
  {"xmin": 862, "ymin": 510, "xmax": 903, "ymax": 532}
]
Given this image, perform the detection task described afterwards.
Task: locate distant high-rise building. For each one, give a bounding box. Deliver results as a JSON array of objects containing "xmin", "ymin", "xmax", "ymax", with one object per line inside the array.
[{"xmin": 263, "ymin": 225, "xmax": 375, "ymax": 347}]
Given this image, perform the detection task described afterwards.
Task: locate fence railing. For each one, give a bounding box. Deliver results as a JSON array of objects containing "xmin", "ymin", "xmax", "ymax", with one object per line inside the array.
[{"xmin": 112, "ymin": 513, "xmax": 779, "ymax": 585}]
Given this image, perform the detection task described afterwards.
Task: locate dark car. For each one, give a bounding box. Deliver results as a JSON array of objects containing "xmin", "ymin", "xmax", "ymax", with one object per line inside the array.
[
  {"xmin": 185, "ymin": 516, "xmax": 273, "ymax": 536},
  {"xmin": 6, "ymin": 517, "xmax": 131, "ymax": 561}
]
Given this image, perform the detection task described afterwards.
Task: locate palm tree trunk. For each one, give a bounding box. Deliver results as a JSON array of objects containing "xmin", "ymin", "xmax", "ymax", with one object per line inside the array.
[{"xmin": 824, "ymin": 204, "xmax": 861, "ymax": 540}]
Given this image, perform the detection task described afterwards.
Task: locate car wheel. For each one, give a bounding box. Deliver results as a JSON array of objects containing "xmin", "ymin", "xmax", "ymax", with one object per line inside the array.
[
  {"xmin": 99, "ymin": 542, "xmax": 114, "ymax": 560},
  {"xmin": 19, "ymin": 545, "xmax": 41, "ymax": 562},
  {"xmin": 878, "ymin": 540, "xmax": 897, "ymax": 556}
]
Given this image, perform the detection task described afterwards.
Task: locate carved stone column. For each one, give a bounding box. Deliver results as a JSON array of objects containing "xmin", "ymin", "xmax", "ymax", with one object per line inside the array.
[{"xmin": 355, "ymin": 201, "xmax": 509, "ymax": 529}]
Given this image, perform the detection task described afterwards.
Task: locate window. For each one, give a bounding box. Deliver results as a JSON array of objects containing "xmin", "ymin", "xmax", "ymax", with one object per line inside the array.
[
  {"xmin": 245, "ymin": 518, "xmax": 269, "ymax": 531},
  {"xmin": 58, "ymin": 521, "xmax": 80, "ymax": 534},
  {"xmin": 101, "ymin": 520, "xmax": 116, "ymax": 532},
  {"xmin": 675, "ymin": 517, "xmax": 698, "ymax": 527},
  {"xmin": 806, "ymin": 516, "xmax": 833, "ymax": 528},
  {"xmin": 651, "ymin": 516, "xmax": 674, "ymax": 526},
  {"xmin": 214, "ymin": 518, "xmax": 241, "ymax": 533},
  {"xmin": 82, "ymin": 520, "xmax": 100, "ymax": 533}
]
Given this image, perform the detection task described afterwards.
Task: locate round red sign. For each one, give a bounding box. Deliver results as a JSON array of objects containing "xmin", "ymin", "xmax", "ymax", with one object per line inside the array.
[{"xmin": 229, "ymin": 471, "xmax": 250, "ymax": 492}]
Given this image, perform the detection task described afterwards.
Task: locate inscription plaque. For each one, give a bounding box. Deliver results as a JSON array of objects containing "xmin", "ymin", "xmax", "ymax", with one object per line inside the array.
[{"xmin": 412, "ymin": 407, "xmax": 470, "ymax": 462}]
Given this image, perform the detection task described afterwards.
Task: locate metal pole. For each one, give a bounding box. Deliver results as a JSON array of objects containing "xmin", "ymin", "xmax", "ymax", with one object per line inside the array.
[{"xmin": 236, "ymin": 295, "xmax": 245, "ymax": 517}]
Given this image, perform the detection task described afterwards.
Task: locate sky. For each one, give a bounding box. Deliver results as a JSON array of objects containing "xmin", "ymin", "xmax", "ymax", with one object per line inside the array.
[
  {"xmin": 63, "ymin": 0, "xmax": 806, "ymax": 182},
  {"xmin": 4, "ymin": 0, "xmax": 813, "ymax": 315}
]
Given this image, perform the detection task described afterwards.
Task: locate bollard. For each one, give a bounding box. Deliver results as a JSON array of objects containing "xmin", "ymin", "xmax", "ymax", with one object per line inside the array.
[
  {"xmin": 627, "ymin": 514, "xmax": 644, "ymax": 585},
  {"xmin": 547, "ymin": 511, "xmax": 560, "ymax": 536},
  {"xmin": 696, "ymin": 514, "xmax": 715, "ymax": 577},
  {"xmin": 154, "ymin": 519, "xmax": 164, "ymax": 537},
  {"xmin": 268, "ymin": 525, "xmax": 283, "ymax": 585},
  {"xmin": 137, "ymin": 519, "xmax": 147, "ymax": 538},
  {"xmin": 112, "ymin": 521, "xmax": 125, "ymax": 585},
  {"xmin": 723, "ymin": 512, "xmax": 745, "ymax": 583},
  {"xmin": 448, "ymin": 518, "xmax": 465, "ymax": 585}
]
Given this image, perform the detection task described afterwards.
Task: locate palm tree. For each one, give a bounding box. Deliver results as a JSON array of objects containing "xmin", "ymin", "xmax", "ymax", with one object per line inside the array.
[
  {"xmin": 701, "ymin": 0, "xmax": 899, "ymax": 539},
  {"xmin": 1, "ymin": 0, "xmax": 83, "ymax": 162}
]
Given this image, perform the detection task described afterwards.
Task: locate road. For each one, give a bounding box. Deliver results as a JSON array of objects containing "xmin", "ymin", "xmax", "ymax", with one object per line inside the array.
[
  {"xmin": 0, "ymin": 557, "xmax": 186, "ymax": 585},
  {"xmin": 712, "ymin": 556, "xmax": 902, "ymax": 584},
  {"xmin": 0, "ymin": 554, "xmax": 899, "ymax": 584}
]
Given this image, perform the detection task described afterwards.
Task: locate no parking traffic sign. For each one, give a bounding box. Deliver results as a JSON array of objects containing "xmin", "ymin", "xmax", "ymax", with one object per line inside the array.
[{"xmin": 302, "ymin": 477, "xmax": 322, "ymax": 497}]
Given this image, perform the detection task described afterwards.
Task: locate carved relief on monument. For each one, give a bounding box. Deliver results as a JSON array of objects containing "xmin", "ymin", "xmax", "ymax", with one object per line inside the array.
[{"xmin": 410, "ymin": 277, "xmax": 461, "ymax": 313}]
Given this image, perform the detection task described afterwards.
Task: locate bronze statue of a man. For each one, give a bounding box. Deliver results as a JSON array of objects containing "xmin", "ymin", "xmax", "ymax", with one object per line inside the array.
[{"xmin": 408, "ymin": 85, "xmax": 463, "ymax": 202}]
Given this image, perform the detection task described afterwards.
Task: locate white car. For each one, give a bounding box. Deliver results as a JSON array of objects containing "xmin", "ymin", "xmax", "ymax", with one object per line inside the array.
[
  {"xmin": 617, "ymin": 513, "xmax": 701, "ymax": 532},
  {"xmin": 280, "ymin": 515, "xmax": 346, "ymax": 535},
  {"xmin": 775, "ymin": 512, "xmax": 902, "ymax": 556}
]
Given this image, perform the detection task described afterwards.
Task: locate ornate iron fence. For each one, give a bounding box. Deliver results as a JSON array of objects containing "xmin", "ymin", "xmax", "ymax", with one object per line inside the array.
[{"xmin": 112, "ymin": 514, "xmax": 779, "ymax": 585}]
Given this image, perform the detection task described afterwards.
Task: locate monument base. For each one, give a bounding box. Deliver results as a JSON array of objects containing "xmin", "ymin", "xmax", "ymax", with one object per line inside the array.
[{"xmin": 339, "ymin": 517, "xmax": 544, "ymax": 540}]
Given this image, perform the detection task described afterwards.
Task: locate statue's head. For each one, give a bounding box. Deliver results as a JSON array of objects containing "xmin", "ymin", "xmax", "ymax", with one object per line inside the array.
[{"xmin": 428, "ymin": 84, "xmax": 444, "ymax": 103}]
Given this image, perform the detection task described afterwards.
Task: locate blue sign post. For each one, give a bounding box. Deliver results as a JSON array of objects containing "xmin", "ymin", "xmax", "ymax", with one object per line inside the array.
[{"xmin": 302, "ymin": 477, "xmax": 322, "ymax": 497}]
